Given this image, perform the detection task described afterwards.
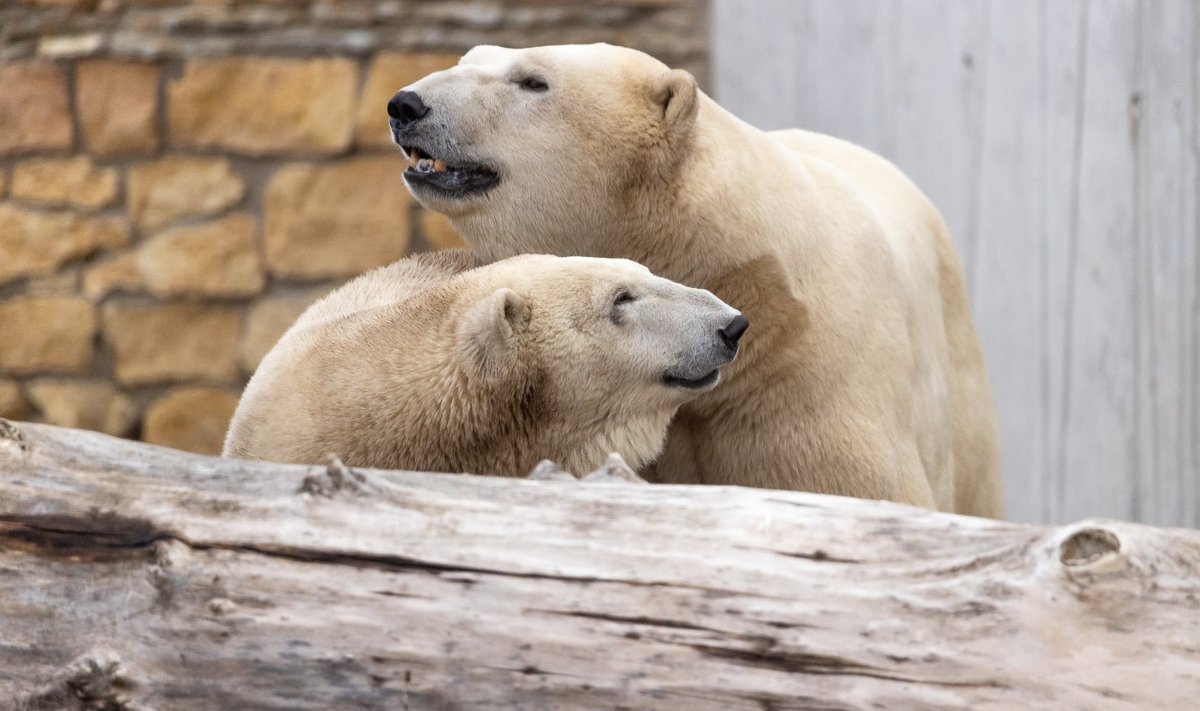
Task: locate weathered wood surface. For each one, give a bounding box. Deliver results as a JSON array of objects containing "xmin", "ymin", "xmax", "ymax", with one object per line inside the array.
[
  {"xmin": 2, "ymin": 420, "xmax": 1199, "ymax": 710},
  {"xmin": 712, "ymin": 0, "xmax": 1200, "ymax": 527}
]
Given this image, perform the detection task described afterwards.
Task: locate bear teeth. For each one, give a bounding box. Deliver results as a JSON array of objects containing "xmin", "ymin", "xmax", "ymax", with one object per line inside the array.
[{"xmin": 414, "ymin": 157, "xmax": 448, "ymax": 174}]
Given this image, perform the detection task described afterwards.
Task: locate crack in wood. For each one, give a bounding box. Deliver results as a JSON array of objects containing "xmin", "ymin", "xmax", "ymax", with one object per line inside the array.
[
  {"xmin": 201, "ymin": 541, "xmax": 757, "ymax": 598},
  {"xmin": 0, "ymin": 512, "xmax": 754, "ymax": 598},
  {"xmin": 532, "ymin": 609, "xmax": 728, "ymax": 634},
  {"xmin": 479, "ymin": 663, "xmax": 588, "ymax": 678},
  {"xmin": 0, "ymin": 514, "xmax": 172, "ymax": 562},
  {"xmin": 760, "ymin": 547, "xmax": 861, "ymax": 564},
  {"xmin": 732, "ymin": 692, "xmax": 860, "ymax": 711},
  {"xmin": 686, "ymin": 643, "xmax": 1009, "ymax": 690}
]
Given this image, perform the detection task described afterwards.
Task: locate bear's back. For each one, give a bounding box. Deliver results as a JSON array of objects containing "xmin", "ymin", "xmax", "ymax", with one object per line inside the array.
[
  {"xmin": 224, "ymin": 249, "xmax": 483, "ymax": 465},
  {"xmin": 296, "ymin": 249, "xmax": 483, "ymax": 331}
]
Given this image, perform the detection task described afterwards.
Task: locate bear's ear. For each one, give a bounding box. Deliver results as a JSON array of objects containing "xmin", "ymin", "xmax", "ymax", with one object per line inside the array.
[
  {"xmin": 459, "ymin": 288, "xmax": 531, "ymax": 372},
  {"xmin": 651, "ymin": 69, "xmax": 699, "ymax": 133}
]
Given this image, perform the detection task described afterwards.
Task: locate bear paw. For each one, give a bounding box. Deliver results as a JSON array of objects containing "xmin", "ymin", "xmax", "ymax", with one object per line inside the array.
[
  {"xmin": 526, "ymin": 459, "xmax": 577, "ymax": 481},
  {"xmin": 297, "ymin": 454, "xmax": 376, "ymax": 497},
  {"xmin": 581, "ymin": 453, "xmax": 647, "ymax": 485}
]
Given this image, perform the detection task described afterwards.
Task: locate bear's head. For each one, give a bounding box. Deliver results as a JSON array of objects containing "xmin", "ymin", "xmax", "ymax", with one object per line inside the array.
[
  {"xmin": 458, "ymin": 254, "xmax": 745, "ymax": 471},
  {"xmin": 388, "ymin": 44, "xmax": 699, "ymax": 261}
]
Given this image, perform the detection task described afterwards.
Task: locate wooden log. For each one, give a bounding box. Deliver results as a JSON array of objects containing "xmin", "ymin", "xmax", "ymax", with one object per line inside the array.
[{"xmin": 1, "ymin": 419, "xmax": 1198, "ymax": 710}]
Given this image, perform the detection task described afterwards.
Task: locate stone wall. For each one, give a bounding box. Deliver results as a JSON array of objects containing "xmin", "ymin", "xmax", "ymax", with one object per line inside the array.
[{"xmin": 0, "ymin": 0, "xmax": 709, "ymax": 454}]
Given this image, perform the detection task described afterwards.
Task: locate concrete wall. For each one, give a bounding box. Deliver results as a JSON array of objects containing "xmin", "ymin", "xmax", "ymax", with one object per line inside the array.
[{"xmin": 712, "ymin": 0, "xmax": 1199, "ymax": 526}]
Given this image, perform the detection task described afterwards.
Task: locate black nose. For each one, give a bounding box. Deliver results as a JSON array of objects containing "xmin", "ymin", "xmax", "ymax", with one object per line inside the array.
[
  {"xmin": 387, "ymin": 90, "xmax": 430, "ymax": 127},
  {"xmin": 720, "ymin": 314, "xmax": 749, "ymax": 351}
]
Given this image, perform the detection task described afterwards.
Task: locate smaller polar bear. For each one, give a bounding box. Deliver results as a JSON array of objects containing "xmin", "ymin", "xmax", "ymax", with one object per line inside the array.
[{"xmin": 223, "ymin": 251, "xmax": 747, "ymax": 476}]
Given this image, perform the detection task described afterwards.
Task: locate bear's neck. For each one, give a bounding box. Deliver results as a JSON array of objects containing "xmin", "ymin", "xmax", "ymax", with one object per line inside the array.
[
  {"xmin": 423, "ymin": 292, "xmax": 672, "ymax": 478},
  {"xmin": 521, "ymin": 409, "xmax": 675, "ymax": 476},
  {"xmin": 439, "ymin": 370, "xmax": 674, "ymax": 478},
  {"xmin": 620, "ymin": 93, "xmax": 814, "ymax": 291}
]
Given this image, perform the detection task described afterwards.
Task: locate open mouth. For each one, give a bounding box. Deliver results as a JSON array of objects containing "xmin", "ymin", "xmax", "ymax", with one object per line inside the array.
[
  {"xmin": 663, "ymin": 368, "xmax": 720, "ymax": 391},
  {"xmin": 401, "ymin": 146, "xmax": 499, "ymax": 197}
]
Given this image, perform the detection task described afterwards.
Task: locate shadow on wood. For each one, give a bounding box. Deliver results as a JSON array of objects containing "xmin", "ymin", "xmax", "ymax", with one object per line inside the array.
[{"xmin": 1, "ymin": 419, "xmax": 1198, "ymax": 709}]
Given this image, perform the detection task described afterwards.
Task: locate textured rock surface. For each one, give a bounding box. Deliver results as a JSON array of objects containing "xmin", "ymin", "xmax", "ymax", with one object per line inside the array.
[
  {"xmin": 82, "ymin": 252, "xmax": 144, "ymax": 301},
  {"xmin": 142, "ymin": 386, "xmax": 241, "ymax": 455},
  {"xmin": 0, "ymin": 205, "xmax": 129, "ymax": 285},
  {"xmin": 24, "ymin": 379, "xmax": 137, "ymax": 436},
  {"xmin": 23, "ymin": 270, "xmax": 82, "ymax": 297},
  {"xmin": 10, "ymin": 156, "xmax": 120, "ymax": 209},
  {"xmin": 0, "ymin": 380, "xmax": 27, "ymax": 420},
  {"xmin": 0, "ymin": 297, "xmax": 96, "ymax": 374},
  {"xmin": 102, "ymin": 302, "xmax": 241, "ymax": 385},
  {"xmin": 168, "ymin": 57, "xmax": 358, "ymax": 156},
  {"xmin": 0, "ymin": 63, "xmax": 72, "ymax": 155},
  {"xmin": 126, "ymin": 157, "xmax": 246, "ymax": 232},
  {"xmin": 138, "ymin": 213, "xmax": 265, "ymax": 298},
  {"xmin": 76, "ymin": 59, "xmax": 161, "ymax": 156},
  {"xmin": 265, "ymin": 158, "xmax": 410, "ymax": 278}
]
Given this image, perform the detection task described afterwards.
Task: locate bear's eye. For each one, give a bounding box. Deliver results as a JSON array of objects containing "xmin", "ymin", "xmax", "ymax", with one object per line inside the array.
[
  {"xmin": 518, "ymin": 76, "xmax": 549, "ymax": 92},
  {"xmin": 613, "ymin": 289, "xmax": 636, "ymax": 306},
  {"xmin": 610, "ymin": 289, "xmax": 635, "ymax": 325}
]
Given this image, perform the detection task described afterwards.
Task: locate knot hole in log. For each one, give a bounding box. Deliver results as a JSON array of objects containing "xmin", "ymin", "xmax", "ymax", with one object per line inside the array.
[{"xmin": 1059, "ymin": 527, "xmax": 1122, "ymax": 567}]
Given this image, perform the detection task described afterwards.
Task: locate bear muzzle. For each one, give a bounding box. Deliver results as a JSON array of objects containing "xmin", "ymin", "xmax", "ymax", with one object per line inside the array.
[{"xmin": 662, "ymin": 313, "xmax": 748, "ymax": 391}]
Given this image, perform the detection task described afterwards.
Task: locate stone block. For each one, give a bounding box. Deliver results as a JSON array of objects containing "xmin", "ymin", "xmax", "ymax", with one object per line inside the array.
[
  {"xmin": 168, "ymin": 57, "xmax": 358, "ymax": 156},
  {"xmin": 37, "ymin": 33, "xmax": 104, "ymax": 58},
  {"xmin": 77, "ymin": 59, "xmax": 161, "ymax": 157},
  {"xmin": 11, "ymin": 157, "xmax": 120, "ymax": 209},
  {"xmin": 102, "ymin": 302, "xmax": 241, "ymax": 385},
  {"xmin": 25, "ymin": 378, "xmax": 137, "ymax": 436},
  {"xmin": 0, "ymin": 63, "xmax": 72, "ymax": 155},
  {"xmin": 0, "ymin": 205, "xmax": 129, "ymax": 285},
  {"xmin": 265, "ymin": 158, "xmax": 410, "ymax": 279},
  {"xmin": 238, "ymin": 287, "xmax": 329, "ymax": 373},
  {"xmin": 0, "ymin": 379, "xmax": 28, "ymax": 420},
  {"xmin": 138, "ymin": 213, "xmax": 264, "ymax": 298},
  {"xmin": 0, "ymin": 297, "xmax": 96, "ymax": 374},
  {"xmin": 83, "ymin": 252, "xmax": 144, "ymax": 301},
  {"xmin": 24, "ymin": 269, "xmax": 81, "ymax": 297},
  {"xmin": 127, "ymin": 157, "xmax": 244, "ymax": 232},
  {"xmin": 355, "ymin": 53, "xmax": 459, "ymax": 149},
  {"xmin": 25, "ymin": 0, "xmax": 99, "ymax": 8},
  {"xmin": 143, "ymin": 386, "xmax": 240, "ymax": 455}
]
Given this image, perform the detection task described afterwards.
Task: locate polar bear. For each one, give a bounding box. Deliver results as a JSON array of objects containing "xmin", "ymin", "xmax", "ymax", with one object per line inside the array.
[
  {"xmin": 223, "ymin": 251, "xmax": 747, "ymax": 476},
  {"xmin": 386, "ymin": 43, "xmax": 1002, "ymax": 516}
]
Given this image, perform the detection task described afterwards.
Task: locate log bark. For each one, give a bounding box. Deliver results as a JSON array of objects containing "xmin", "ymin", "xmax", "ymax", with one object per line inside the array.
[{"xmin": 1, "ymin": 419, "xmax": 1198, "ymax": 710}]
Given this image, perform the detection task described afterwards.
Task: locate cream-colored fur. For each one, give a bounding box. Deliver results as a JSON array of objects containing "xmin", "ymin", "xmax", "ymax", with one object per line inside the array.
[
  {"xmin": 224, "ymin": 251, "xmax": 743, "ymax": 476},
  {"xmin": 392, "ymin": 43, "xmax": 1002, "ymax": 516}
]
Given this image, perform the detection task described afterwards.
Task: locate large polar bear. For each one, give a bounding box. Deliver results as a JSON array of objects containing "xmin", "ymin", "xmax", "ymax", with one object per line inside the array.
[
  {"xmin": 386, "ymin": 44, "xmax": 1002, "ymax": 516},
  {"xmin": 224, "ymin": 251, "xmax": 747, "ymax": 476}
]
